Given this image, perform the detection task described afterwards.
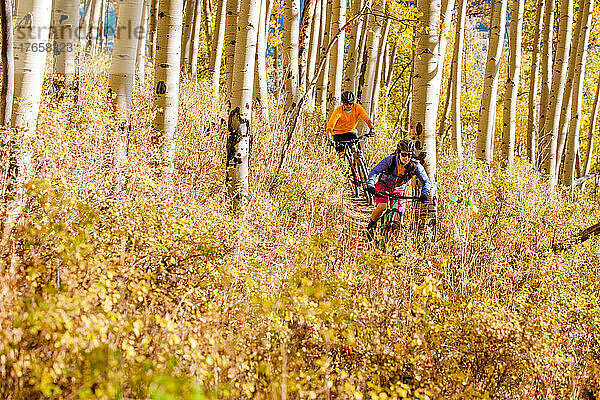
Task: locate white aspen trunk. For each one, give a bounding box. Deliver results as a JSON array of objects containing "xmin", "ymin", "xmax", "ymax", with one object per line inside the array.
[
  {"xmin": 315, "ymin": 0, "xmax": 331, "ymax": 115},
  {"xmin": 253, "ymin": 0, "xmax": 269, "ymax": 118},
  {"xmin": 4, "ymin": 0, "xmax": 52, "ymax": 242},
  {"xmin": 108, "ymin": 0, "xmax": 143, "ymax": 118},
  {"xmin": 583, "ymin": 71, "xmax": 600, "ymax": 180},
  {"xmin": 181, "ymin": 0, "xmax": 196, "ymax": 73},
  {"xmin": 563, "ymin": 0, "xmax": 593, "ymax": 186},
  {"xmin": 500, "ymin": 0, "xmax": 524, "ymax": 165},
  {"xmin": 98, "ymin": 0, "xmax": 107, "ymax": 51},
  {"xmin": 555, "ymin": 0, "xmax": 584, "ymax": 173},
  {"xmin": 385, "ymin": 41, "xmax": 396, "ymax": 87},
  {"xmin": 527, "ymin": 0, "xmax": 544, "ymax": 165},
  {"xmin": 475, "ymin": 0, "xmax": 507, "ymax": 164},
  {"xmin": 86, "ymin": 0, "xmax": 102, "ymax": 54},
  {"xmin": 538, "ymin": 0, "xmax": 554, "ymax": 152},
  {"xmin": 135, "ymin": 0, "xmax": 150, "ymax": 83},
  {"xmin": 209, "ymin": 0, "xmax": 226, "ymax": 95},
  {"xmin": 189, "ymin": 0, "xmax": 203, "ymax": 75},
  {"xmin": 355, "ymin": 5, "xmax": 370, "ymax": 96},
  {"xmin": 52, "ymin": 0, "xmax": 79, "ymax": 89},
  {"xmin": 0, "ymin": 0, "xmax": 14, "ymax": 126},
  {"xmin": 298, "ymin": 0, "xmax": 315, "ymax": 93},
  {"xmin": 78, "ymin": 0, "xmax": 93, "ymax": 53},
  {"xmin": 450, "ymin": 0, "xmax": 466, "ymax": 159},
  {"xmin": 226, "ymin": 0, "xmax": 260, "ymax": 212},
  {"xmin": 540, "ymin": 0, "xmax": 573, "ymax": 185},
  {"xmin": 325, "ymin": 0, "xmax": 345, "ymax": 115},
  {"xmin": 411, "ymin": 0, "xmax": 441, "ymax": 240},
  {"xmin": 431, "ymin": 0, "xmax": 455, "ymax": 108},
  {"xmin": 371, "ymin": 14, "xmax": 390, "ymax": 121},
  {"xmin": 305, "ymin": 0, "xmax": 322, "ymax": 104},
  {"xmin": 343, "ymin": 0, "xmax": 364, "ymax": 92},
  {"xmin": 359, "ymin": 0, "xmax": 385, "ymax": 119},
  {"xmin": 147, "ymin": 0, "xmax": 158, "ymax": 61},
  {"xmin": 223, "ymin": 0, "xmax": 240, "ymax": 98},
  {"xmin": 109, "ymin": 0, "xmax": 144, "ymax": 196},
  {"xmin": 152, "ymin": 0, "xmax": 183, "ymax": 183},
  {"xmin": 282, "ymin": 0, "xmax": 300, "ymax": 110},
  {"xmin": 202, "ymin": 0, "xmax": 213, "ymax": 56}
]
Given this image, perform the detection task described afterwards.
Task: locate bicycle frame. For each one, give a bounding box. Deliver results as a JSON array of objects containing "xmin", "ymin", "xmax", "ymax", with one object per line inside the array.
[
  {"xmin": 337, "ymin": 134, "xmax": 374, "ymax": 204},
  {"xmin": 374, "ymin": 190, "xmax": 419, "ymax": 251}
]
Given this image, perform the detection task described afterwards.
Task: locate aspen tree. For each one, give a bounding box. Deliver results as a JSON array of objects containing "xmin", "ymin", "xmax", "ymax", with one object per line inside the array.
[
  {"xmin": 370, "ymin": 14, "xmax": 391, "ymax": 120},
  {"xmin": 555, "ymin": 0, "xmax": 584, "ymax": 172},
  {"xmin": 189, "ymin": 0, "xmax": 203, "ymax": 75},
  {"xmin": 282, "ymin": 0, "xmax": 300, "ymax": 110},
  {"xmin": 540, "ymin": 0, "xmax": 573, "ymax": 185},
  {"xmin": 411, "ymin": 0, "xmax": 441, "ymax": 239},
  {"xmin": 500, "ymin": 0, "xmax": 524, "ymax": 165},
  {"xmin": 209, "ymin": 0, "xmax": 227, "ymax": 95},
  {"xmin": 135, "ymin": 0, "xmax": 150, "ymax": 83},
  {"xmin": 226, "ymin": 0, "xmax": 260, "ymax": 212},
  {"xmin": 476, "ymin": 0, "xmax": 507, "ymax": 164},
  {"xmin": 3, "ymin": 0, "xmax": 52, "ymax": 242},
  {"xmin": 202, "ymin": 0, "xmax": 213, "ymax": 56},
  {"xmin": 86, "ymin": 0, "xmax": 103, "ymax": 54},
  {"xmin": 305, "ymin": 0, "xmax": 322, "ymax": 104},
  {"xmin": 316, "ymin": 0, "xmax": 331, "ymax": 115},
  {"xmin": 563, "ymin": 0, "xmax": 594, "ymax": 186},
  {"xmin": 1, "ymin": 0, "xmax": 14, "ymax": 125},
  {"xmin": 254, "ymin": 0, "xmax": 269, "ymax": 118},
  {"xmin": 325, "ymin": 0, "xmax": 345, "ymax": 115},
  {"xmin": 344, "ymin": 0, "xmax": 364, "ymax": 93},
  {"xmin": 147, "ymin": 0, "xmax": 158, "ymax": 60},
  {"xmin": 109, "ymin": 0, "xmax": 144, "ymax": 196},
  {"xmin": 360, "ymin": 0, "xmax": 385, "ymax": 119},
  {"xmin": 181, "ymin": 0, "xmax": 196, "ymax": 73},
  {"xmin": 52, "ymin": 0, "xmax": 79, "ymax": 90},
  {"xmin": 527, "ymin": 0, "xmax": 544, "ymax": 165},
  {"xmin": 538, "ymin": 0, "xmax": 554, "ymax": 151},
  {"xmin": 152, "ymin": 0, "xmax": 184, "ymax": 183},
  {"xmin": 582, "ymin": 72, "xmax": 600, "ymax": 182},
  {"xmin": 223, "ymin": 0, "xmax": 240, "ymax": 97},
  {"xmin": 450, "ymin": 0, "xmax": 466, "ymax": 159},
  {"xmin": 78, "ymin": 0, "xmax": 93, "ymax": 52},
  {"xmin": 298, "ymin": 0, "xmax": 315, "ymax": 93}
]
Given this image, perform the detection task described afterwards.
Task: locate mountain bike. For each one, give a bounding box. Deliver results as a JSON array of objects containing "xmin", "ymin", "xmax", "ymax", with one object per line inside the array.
[
  {"xmin": 373, "ymin": 190, "xmax": 420, "ymax": 252},
  {"xmin": 336, "ymin": 133, "xmax": 373, "ymax": 205}
]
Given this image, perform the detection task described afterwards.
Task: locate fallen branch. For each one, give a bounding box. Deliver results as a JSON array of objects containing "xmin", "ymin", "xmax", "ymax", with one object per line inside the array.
[
  {"xmin": 552, "ymin": 221, "xmax": 600, "ymax": 252},
  {"xmin": 574, "ymin": 170, "xmax": 600, "ymax": 186}
]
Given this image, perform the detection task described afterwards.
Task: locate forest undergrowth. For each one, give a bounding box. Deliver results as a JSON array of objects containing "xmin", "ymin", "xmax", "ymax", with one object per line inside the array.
[{"xmin": 1, "ymin": 57, "xmax": 600, "ymax": 399}]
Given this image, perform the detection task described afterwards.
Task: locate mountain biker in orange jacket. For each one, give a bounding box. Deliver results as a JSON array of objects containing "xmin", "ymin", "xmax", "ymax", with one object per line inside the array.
[{"xmin": 326, "ymin": 91, "xmax": 375, "ymax": 154}]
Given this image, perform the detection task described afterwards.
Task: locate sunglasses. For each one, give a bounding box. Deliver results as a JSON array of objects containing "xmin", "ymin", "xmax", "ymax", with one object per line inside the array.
[{"xmin": 399, "ymin": 152, "xmax": 412, "ymax": 158}]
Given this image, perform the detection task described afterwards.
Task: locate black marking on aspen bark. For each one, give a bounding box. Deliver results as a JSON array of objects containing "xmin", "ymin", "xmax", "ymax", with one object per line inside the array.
[{"xmin": 156, "ymin": 81, "xmax": 166, "ymax": 94}]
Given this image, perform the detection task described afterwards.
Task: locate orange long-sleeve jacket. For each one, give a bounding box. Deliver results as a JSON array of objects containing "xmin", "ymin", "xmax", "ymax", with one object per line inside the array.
[{"xmin": 326, "ymin": 103, "xmax": 373, "ymax": 134}]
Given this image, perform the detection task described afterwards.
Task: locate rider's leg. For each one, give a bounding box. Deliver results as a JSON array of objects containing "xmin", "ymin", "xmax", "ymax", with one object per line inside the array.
[{"xmin": 370, "ymin": 202, "xmax": 388, "ymax": 223}]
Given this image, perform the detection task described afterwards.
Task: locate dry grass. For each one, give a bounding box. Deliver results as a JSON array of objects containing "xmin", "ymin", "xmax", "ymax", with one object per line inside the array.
[{"xmin": 1, "ymin": 55, "xmax": 600, "ymax": 399}]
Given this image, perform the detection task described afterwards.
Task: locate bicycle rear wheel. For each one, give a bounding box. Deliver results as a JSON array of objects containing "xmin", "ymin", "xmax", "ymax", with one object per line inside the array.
[{"xmin": 356, "ymin": 156, "xmax": 373, "ymax": 205}]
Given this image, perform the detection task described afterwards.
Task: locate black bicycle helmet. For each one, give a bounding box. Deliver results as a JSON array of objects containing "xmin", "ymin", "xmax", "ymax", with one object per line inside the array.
[
  {"xmin": 397, "ymin": 139, "xmax": 415, "ymax": 154},
  {"xmin": 341, "ymin": 91, "xmax": 355, "ymax": 104}
]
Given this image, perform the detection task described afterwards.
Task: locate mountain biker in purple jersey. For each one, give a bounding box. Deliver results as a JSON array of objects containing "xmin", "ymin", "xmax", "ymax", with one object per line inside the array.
[{"xmin": 365, "ymin": 139, "xmax": 431, "ymax": 239}]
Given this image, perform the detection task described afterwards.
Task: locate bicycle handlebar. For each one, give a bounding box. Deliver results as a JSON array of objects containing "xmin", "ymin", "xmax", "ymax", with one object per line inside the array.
[
  {"xmin": 334, "ymin": 132, "xmax": 374, "ymax": 144},
  {"xmin": 373, "ymin": 190, "xmax": 419, "ymax": 201}
]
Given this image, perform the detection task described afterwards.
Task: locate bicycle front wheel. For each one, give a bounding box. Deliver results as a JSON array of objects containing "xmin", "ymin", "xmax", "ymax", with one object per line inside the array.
[
  {"xmin": 345, "ymin": 151, "xmax": 359, "ymax": 198},
  {"xmin": 357, "ymin": 157, "xmax": 373, "ymax": 205}
]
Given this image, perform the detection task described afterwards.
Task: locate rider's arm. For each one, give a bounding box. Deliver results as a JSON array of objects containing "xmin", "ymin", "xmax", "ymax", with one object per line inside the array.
[
  {"xmin": 326, "ymin": 108, "xmax": 342, "ymax": 142},
  {"xmin": 366, "ymin": 155, "xmax": 394, "ymax": 188},
  {"xmin": 415, "ymin": 163, "xmax": 432, "ymax": 197},
  {"xmin": 356, "ymin": 104, "xmax": 375, "ymax": 130}
]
